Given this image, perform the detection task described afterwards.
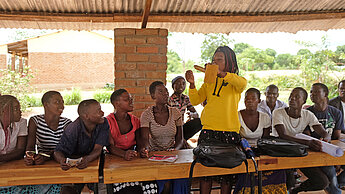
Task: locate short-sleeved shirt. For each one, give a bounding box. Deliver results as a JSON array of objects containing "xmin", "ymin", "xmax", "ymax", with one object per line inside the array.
[
  {"xmin": 239, "ymin": 111, "xmax": 271, "ymax": 147},
  {"xmin": 168, "ymin": 93, "xmax": 194, "ymax": 122},
  {"xmin": 272, "ymin": 107, "xmax": 320, "ymax": 137},
  {"xmin": 307, "ymin": 105, "xmax": 345, "ymax": 139},
  {"xmin": 257, "ymin": 100, "xmax": 287, "ymax": 119},
  {"xmin": 140, "ymin": 106, "xmax": 183, "ymax": 151},
  {"xmin": 0, "ymin": 118, "xmax": 27, "ymax": 154},
  {"xmin": 31, "ymin": 115, "xmax": 71, "ymax": 153},
  {"xmin": 106, "ymin": 113, "xmax": 140, "ymax": 150},
  {"xmin": 55, "ymin": 117, "xmax": 109, "ymax": 158}
]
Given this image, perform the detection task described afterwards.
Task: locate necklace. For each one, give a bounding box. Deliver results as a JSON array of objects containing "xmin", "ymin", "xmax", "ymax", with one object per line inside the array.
[{"xmin": 289, "ymin": 116, "xmax": 301, "ymax": 128}]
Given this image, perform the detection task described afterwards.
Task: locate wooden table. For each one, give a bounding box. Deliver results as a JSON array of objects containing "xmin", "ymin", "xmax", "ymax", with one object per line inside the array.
[
  {"xmin": 103, "ymin": 149, "xmax": 257, "ymax": 184},
  {"xmin": 0, "ymin": 159, "xmax": 99, "ymax": 187},
  {"xmin": 258, "ymin": 140, "xmax": 345, "ymax": 171}
]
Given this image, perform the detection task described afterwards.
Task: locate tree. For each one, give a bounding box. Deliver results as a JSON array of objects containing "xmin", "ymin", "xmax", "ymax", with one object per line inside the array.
[
  {"xmin": 238, "ymin": 47, "xmax": 274, "ymax": 71},
  {"xmin": 234, "ymin": 43, "xmax": 251, "ymax": 55},
  {"xmin": 297, "ymin": 49, "xmax": 312, "ymax": 56},
  {"xmin": 275, "ymin": 54, "xmax": 297, "ymax": 69},
  {"xmin": 167, "ymin": 50, "xmax": 183, "ymax": 74},
  {"xmin": 200, "ymin": 34, "xmax": 233, "ymax": 63}
]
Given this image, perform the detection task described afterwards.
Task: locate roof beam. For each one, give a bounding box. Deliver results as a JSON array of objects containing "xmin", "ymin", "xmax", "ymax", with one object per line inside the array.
[
  {"xmin": 141, "ymin": 0, "xmax": 152, "ymax": 28},
  {"xmin": 0, "ymin": 10, "xmax": 345, "ymax": 23}
]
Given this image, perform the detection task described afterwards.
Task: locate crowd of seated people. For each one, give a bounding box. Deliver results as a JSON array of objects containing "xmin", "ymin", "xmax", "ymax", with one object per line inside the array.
[{"xmin": 1, "ymin": 45, "xmax": 345, "ymax": 194}]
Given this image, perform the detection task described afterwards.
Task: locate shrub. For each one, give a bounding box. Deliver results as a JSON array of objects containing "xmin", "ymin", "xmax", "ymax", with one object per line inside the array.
[
  {"xmin": 63, "ymin": 88, "xmax": 82, "ymax": 105},
  {"xmin": 23, "ymin": 95, "xmax": 42, "ymax": 107},
  {"xmin": 0, "ymin": 68, "xmax": 34, "ymax": 110},
  {"xmin": 104, "ymin": 83, "xmax": 114, "ymax": 91},
  {"xmin": 93, "ymin": 90, "xmax": 112, "ymax": 103}
]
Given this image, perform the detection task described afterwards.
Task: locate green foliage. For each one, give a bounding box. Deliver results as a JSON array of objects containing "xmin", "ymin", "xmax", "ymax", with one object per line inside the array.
[
  {"xmin": 246, "ymin": 73, "xmax": 304, "ymax": 92},
  {"xmin": 104, "ymin": 83, "xmax": 114, "ymax": 91},
  {"xmin": 0, "ymin": 68, "xmax": 34, "ymax": 110},
  {"xmin": 167, "ymin": 50, "xmax": 183, "ymax": 74},
  {"xmin": 238, "ymin": 47, "xmax": 274, "ymax": 70},
  {"xmin": 23, "ymin": 95, "xmax": 41, "ymax": 107},
  {"xmin": 275, "ymin": 54, "xmax": 297, "ymax": 69},
  {"xmin": 63, "ymin": 88, "xmax": 82, "ymax": 105},
  {"xmin": 93, "ymin": 90, "xmax": 112, "ymax": 103},
  {"xmin": 200, "ymin": 34, "xmax": 234, "ymax": 63},
  {"xmin": 234, "ymin": 43, "xmax": 251, "ymax": 55}
]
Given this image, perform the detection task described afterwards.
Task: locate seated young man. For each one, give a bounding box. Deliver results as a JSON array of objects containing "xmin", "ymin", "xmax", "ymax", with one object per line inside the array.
[
  {"xmin": 272, "ymin": 87, "xmax": 331, "ymax": 194},
  {"xmin": 257, "ymin": 84, "xmax": 287, "ymax": 119},
  {"xmin": 54, "ymin": 99, "xmax": 109, "ymax": 194},
  {"xmin": 306, "ymin": 83, "xmax": 345, "ymax": 194}
]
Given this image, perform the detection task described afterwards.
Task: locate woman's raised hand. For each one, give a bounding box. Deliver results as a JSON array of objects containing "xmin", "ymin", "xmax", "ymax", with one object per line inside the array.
[{"xmin": 185, "ymin": 70, "xmax": 195, "ymax": 84}]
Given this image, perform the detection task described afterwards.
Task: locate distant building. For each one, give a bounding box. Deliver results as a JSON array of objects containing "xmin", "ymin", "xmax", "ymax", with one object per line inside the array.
[{"xmin": 0, "ymin": 30, "xmax": 114, "ymax": 90}]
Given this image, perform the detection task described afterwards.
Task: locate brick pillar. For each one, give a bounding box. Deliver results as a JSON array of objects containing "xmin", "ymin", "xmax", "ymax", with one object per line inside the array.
[{"xmin": 114, "ymin": 28, "xmax": 168, "ymax": 117}]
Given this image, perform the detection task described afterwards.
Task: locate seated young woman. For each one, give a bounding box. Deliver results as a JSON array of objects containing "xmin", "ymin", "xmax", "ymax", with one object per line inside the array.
[
  {"xmin": 234, "ymin": 88, "xmax": 288, "ymax": 194},
  {"xmin": 140, "ymin": 81, "xmax": 188, "ymax": 194},
  {"xmin": 0, "ymin": 95, "xmax": 28, "ymax": 193},
  {"xmin": 24, "ymin": 91, "xmax": 71, "ymax": 193},
  {"xmin": 106, "ymin": 89, "xmax": 158, "ymax": 194}
]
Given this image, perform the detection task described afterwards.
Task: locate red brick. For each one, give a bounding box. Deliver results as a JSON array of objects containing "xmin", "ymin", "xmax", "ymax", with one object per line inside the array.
[
  {"xmin": 158, "ymin": 47, "xmax": 167, "ymax": 54},
  {"xmin": 147, "ymin": 37, "xmax": 167, "ymax": 45},
  {"xmin": 127, "ymin": 54, "xmax": 149, "ymax": 62},
  {"xmin": 156, "ymin": 63, "xmax": 167, "ymax": 70},
  {"xmin": 126, "ymin": 87, "xmax": 146, "ymax": 94},
  {"xmin": 132, "ymin": 110, "xmax": 144, "ymax": 118},
  {"xmin": 134, "ymin": 94, "xmax": 152, "ymax": 102},
  {"xmin": 137, "ymin": 79, "xmax": 155, "ymax": 87},
  {"xmin": 135, "ymin": 29, "xmax": 159, "ymax": 35},
  {"xmin": 116, "ymin": 63, "xmax": 136, "ymax": 71},
  {"xmin": 115, "ymin": 28, "xmax": 135, "ymax": 36},
  {"xmin": 125, "ymin": 71, "xmax": 145, "ymax": 78},
  {"xmin": 115, "ymin": 45, "xmax": 136, "ymax": 54},
  {"xmin": 159, "ymin": 29, "xmax": 168, "ymax": 36},
  {"xmin": 115, "ymin": 79, "xmax": 137, "ymax": 87},
  {"xmin": 137, "ymin": 63, "xmax": 157, "ymax": 71},
  {"xmin": 149, "ymin": 55, "xmax": 167, "ymax": 63},
  {"xmin": 145, "ymin": 71, "xmax": 166, "ymax": 79},
  {"xmin": 114, "ymin": 54, "xmax": 125, "ymax": 62},
  {"xmin": 134, "ymin": 102, "xmax": 146, "ymax": 110},
  {"xmin": 115, "ymin": 71, "xmax": 125, "ymax": 78},
  {"xmin": 115, "ymin": 37, "xmax": 125, "ymax": 44},
  {"xmin": 125, "ymin": 37, "xmax": 146, "ymax": 45},
  {"xmin": 137, "ymin": 46, "xmax": 159, "ymax": 54}
]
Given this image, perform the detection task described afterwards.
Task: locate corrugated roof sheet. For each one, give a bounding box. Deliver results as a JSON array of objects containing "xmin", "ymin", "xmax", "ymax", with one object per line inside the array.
[{"xmin": 0, "ymin": 0, "xmax": 344, "ymax": 33}]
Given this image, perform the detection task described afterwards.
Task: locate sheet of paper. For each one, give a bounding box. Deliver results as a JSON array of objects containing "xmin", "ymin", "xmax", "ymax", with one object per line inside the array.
[{"xmin": 295, "ymin": 133, "xmax": 344, "ymax": 157}]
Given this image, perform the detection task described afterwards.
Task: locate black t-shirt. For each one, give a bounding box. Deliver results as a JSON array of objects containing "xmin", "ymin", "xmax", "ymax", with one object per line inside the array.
[{"xmin": 307, "ymin": 105, "xmax": 345, "ymax": 139}]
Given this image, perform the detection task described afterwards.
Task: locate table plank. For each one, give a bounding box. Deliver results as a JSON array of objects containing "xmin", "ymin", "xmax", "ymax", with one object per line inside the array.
[
  {"xmin": 258, "ymin": 140, "xmax": 345, "ymax": 171},
  {"xmin": 103, "ymin": 149, "xmax": 257, "ymax": 184},
  {"xmin": 0, "ymin": 159, "xmax": 99, "ymax": 187}
]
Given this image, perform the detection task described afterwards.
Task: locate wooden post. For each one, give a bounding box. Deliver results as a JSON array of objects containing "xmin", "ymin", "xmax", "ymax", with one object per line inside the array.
[
  {"xmin": 19, "ymin": 53, "xmax": 23, "ymax": 73},
  {"xmin": 11, "ymin": 52, "xmax": 15, "ymax": 71}
]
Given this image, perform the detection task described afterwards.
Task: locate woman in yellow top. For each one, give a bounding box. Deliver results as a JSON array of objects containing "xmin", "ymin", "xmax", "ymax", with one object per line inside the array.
[{"xmin": 185, "ymin": 46, "xmax": 247, "ymax": 194}]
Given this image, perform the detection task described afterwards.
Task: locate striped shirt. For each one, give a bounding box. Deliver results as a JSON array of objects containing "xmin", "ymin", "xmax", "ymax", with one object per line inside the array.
[{"xmin": 31, "ymin": 115, "xmax": 72, "ymax": 152}]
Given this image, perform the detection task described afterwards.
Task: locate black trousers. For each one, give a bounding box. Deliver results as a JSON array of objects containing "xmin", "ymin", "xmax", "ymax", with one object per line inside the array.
[{"xmin": 183, "ymin": 118, "xmax": 202, "ymax": 140}]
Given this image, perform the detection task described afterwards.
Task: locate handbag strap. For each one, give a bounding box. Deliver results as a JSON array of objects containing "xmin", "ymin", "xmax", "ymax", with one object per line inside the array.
[{"xmin": 188, "ymin": 159, "xmax": 198, "ymax": 193}]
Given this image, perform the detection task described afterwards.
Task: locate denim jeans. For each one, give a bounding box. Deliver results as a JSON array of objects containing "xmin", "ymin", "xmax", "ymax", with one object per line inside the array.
[
  {"xmin": 337, "ymin": 165, "xmax": 345, "ymax": 187},
  {"xmin": 321, "ymin": 166, "xmax": 342, "ymax": 194}
]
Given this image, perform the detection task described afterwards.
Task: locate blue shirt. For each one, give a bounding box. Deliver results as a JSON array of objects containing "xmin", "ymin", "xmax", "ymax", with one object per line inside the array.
[
  {"xmin": 55, "ymin": 117, "xmax": 109, "ymax": 158},
  {"xmin": 307, "ymin": 105, "xmax": 345, "ymax": 139}
]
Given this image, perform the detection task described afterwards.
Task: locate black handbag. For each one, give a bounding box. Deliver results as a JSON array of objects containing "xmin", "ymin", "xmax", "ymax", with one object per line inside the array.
[
  {"xmin": 257, "ymin": 137, "xmax": 308, "ymax": 157},
  {"xmin": 192, "ymin": 141, "xmax": 246, "ymax": 168}
]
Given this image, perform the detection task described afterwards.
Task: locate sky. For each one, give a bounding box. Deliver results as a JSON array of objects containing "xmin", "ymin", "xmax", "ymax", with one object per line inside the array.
[
  {"xmin": 167, "ymin": 29, "xmax": 345, "ymax": 62},
  {"xmin": 1, "ymin": 28, "xmax": 344, "ymax": 63}
]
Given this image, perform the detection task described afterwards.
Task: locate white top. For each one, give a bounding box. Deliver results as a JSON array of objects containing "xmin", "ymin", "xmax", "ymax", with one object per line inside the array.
[
  {"xmin": 341, "ymin": 101, "xmax": 345, "ymax": 123},
  {"xmin": 257, "ymin": 99, "xmax": 287, "ymax": 119},
  {"xmin": 272, "ymin": 107, "xmax": 320, "ymax": 137},
  {"xmin": 0, "ymin": 118, "xmax": 28, "ymax": 154},
  {"xmin": 239, "ymin": 111, "xmax": 271, "ymax": 147}
]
